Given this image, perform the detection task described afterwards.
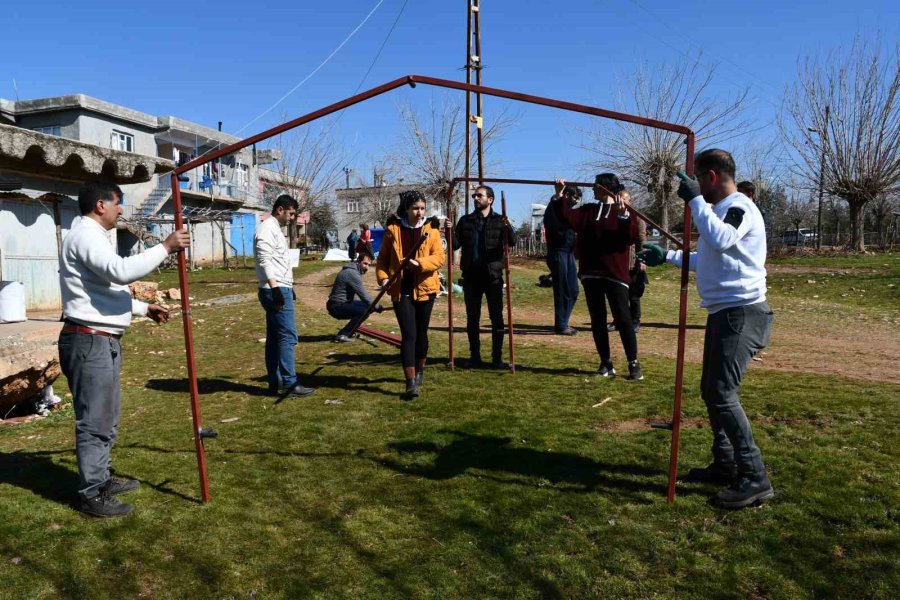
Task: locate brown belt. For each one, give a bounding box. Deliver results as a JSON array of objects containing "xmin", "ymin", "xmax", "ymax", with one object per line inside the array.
[{"xmin": 62, "ymin": 321, "xmax": 122, "ymax": 340}]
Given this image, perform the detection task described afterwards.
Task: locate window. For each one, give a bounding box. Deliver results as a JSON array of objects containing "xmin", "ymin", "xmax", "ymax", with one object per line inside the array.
[
  {"xmin": 111, "ymin": 130, "xmax": 134, "ymax": 152},
  {"xmin": 235, "ymin": 163, "xmax": 249, "ymax": 188},
  {"xmin": 33, "ymin": 125, "xmax": 61, "ymax": 136},
  {"xmin": 347, "ymin": 200, "xmax": 360, "ymax": 213}
]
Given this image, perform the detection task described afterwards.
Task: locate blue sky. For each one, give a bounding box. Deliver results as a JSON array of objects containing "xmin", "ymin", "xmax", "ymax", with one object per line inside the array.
[{"xmin": 2, "ymin": 0, "xmax": 898, "ymax": 221}]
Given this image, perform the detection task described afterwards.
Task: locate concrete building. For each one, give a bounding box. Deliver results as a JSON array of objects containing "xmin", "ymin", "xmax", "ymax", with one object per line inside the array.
[{"xmin": 0, "ymin": 93, "xmax": 306, "ymax": 310}]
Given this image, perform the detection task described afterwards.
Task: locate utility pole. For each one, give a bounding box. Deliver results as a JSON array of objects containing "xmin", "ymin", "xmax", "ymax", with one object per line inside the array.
[
  {"xmin": 464, "ymin": 0, "xmax": 484, "ymax": 213},
  {"xmin": 343, "ymin": 166, "xmax": 352, "ymax": 189},
  {"xmin": 815, "ymin": 104, "xmax": 830, "ymax": 250}
]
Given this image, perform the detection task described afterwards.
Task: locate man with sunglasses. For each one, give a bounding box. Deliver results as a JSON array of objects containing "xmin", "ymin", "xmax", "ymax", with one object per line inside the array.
[
  {"xmin": 543, "ymin": 184, "xmax": 581, "ymax": 335},
  {"xmin": 449, "ymin": 185, "xmax": 516, "ymax": 369}
]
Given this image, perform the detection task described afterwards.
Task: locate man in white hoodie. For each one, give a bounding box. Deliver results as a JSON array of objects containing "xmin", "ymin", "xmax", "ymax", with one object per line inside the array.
[
  {"xmin": 669, "ymin": 149, "xmax": 775, "ymax": 509},
  {"xmin": 59, "ymin": 180, "xmax": 190, "ymax": 517}
]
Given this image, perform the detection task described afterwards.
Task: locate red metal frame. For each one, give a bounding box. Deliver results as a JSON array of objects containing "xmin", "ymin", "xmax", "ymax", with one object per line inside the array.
[
  {"xmin": 169, "ymin": 74, "xmax": 694, "ymax": 503},
  {"xmin": 500, "ymin": 191, "xmax": 516, "ymax": 373}
]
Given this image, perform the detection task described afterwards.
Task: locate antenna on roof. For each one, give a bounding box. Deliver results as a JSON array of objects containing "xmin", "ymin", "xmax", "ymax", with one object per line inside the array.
[{"xmin": 12, "ymin": 78, "xmax": 20, "ymax": 101}]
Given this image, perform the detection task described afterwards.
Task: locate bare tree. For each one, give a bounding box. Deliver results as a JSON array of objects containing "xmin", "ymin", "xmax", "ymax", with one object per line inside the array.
[
  {"xmin": 781, "ymin": 38, "xmax": 900, "ymax": 251},
  {"xmin": 262, "ymin": 122, "xmax": 347, "ymax": 247},
  {"xmin": 390, "ymin": 94, "xmax": 519, "ymax": 213},
  {"xmin": 784, "ymin": 192, "xmax": 816, "ymax": 233},
  {"xmin": 581, "ymin": 54, "xmax": 751, "ymax": 239},
  {"xmin": 868, "ymin": 193, "xmax": 898, "ymax": 248}
]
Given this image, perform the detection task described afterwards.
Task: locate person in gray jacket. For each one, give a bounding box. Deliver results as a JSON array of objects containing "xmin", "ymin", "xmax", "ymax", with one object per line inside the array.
[
  {"xmin": 327, "ymin": 251, "xmax": 383, "ymax": 342},
  {"xmin": 670, "ymin": 149, "xmax": 775, "ymax": 509}
]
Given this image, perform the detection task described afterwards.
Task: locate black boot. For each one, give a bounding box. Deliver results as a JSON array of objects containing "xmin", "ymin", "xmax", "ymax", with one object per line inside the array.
[
  {"xmin": 80, "ymin": 490, "xmax": 133, "ymax": 518},
  {"xmin": 713, "ymin": 473, "xmax": 774, "ymax": 509}
]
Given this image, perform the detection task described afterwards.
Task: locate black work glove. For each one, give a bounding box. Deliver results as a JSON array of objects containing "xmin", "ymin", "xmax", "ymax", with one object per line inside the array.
[
  {"xmin": 676, "ymin": 172, "xmax": 702, "ymax": 202},
  {"xmin": 272, "ymin": 287, "xmax": 285, "ymax": 311}
]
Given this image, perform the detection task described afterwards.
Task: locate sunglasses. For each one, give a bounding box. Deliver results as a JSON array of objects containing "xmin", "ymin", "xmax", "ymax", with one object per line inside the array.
[{"xmin": 472, "ymin": 193, "xmax": 488, "ymax": 199}]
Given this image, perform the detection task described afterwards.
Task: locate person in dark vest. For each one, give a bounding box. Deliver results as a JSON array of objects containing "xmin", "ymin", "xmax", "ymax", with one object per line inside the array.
[
  {"xmin": 543, "ymin": 184, "xmax": 581, "ymax": 335},
  {"xmin": 450, "ymin": 185, "xmax": 516, "ymax": 369}
]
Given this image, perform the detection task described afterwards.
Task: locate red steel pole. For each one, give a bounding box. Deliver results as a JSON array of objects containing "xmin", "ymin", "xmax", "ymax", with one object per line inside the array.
[
  {"xmin": 464, "ymin": 0, "xmax": 472, "ymax": 214},
  {"xmin": 446, "ymin": 184, "xmax": 456, "ymax": 369},
  {"xmin": 474, "ymin": 0, "xmax": 485, "ymax": 182},
  {"xmin": 667, "ymin": 134, "xmax": 696, "ymax": 503},
  {"xmin": 171, "ymin": 175, "xmax": 211, "ymax": 503},
  {"xmin": 500, "ymin": 191, "xmax": 516, "ymax": 373}
]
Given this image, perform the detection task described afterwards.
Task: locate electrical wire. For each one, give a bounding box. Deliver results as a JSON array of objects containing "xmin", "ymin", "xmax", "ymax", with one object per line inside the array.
[{"xmin": 232, "ymin": 0, "xmax": 387, "ymax": 137}]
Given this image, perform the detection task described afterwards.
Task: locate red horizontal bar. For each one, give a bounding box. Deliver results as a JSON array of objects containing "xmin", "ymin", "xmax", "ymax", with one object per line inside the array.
[{"xmin": 452, "ymin": 176, "xmax": 682, "ymax": 249}]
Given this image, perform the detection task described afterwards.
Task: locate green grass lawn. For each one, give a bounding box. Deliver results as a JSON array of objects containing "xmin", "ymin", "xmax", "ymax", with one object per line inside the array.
[{"xmin": 1, "ymin": 255, "xmax": 898, "ymax": 599}]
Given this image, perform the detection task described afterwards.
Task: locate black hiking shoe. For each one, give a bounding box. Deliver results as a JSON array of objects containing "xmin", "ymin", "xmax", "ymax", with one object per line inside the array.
[
  {"xmin": 403, "ymin": 379, "xmax": 419, "ymax": 400},
  {"xmin": 490, "ymin": 360, "xmax": 509, "ymax": 370},
  {"xmin": 683, "ymin": 462, "xmax": 738, "ymax": 485},
  {"xmin": 283, "ymin": 383, "xmax": 316, "ymax": 398},
  {"xmin": 555, "ymin": 327, "xmax": 577, "ymax": 336},
  {"xmin": 713, "ymin": 474, "xmax": 774, "ymax": 509},
  {"xmin": 626, "ymin": 360, "xmax": 644, "ymax": 381},
  {"xmin": 596, "ymin": 360, "xmax": 616, "ymax": 377},
  {"xmin": 606, "ymin": 323, "xmax": 617, "ymax": 332},
  {"xmin": 415, "ymin": 370, "xmax": 424, "ymax": 387},
  {"xmin": 106, "ymin": 474, "xmax": 139, "ymax": 496},
  {"xmin": 461, "ymin": 357, "xmax": 484, "ymax": 369},
  {"xmin": 80, "ymin": 490, "xmax": 133, "ymax": 518}
]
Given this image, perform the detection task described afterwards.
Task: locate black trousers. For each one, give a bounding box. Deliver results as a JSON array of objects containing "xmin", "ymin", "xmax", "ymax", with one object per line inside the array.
[
  {"xmin": 393, "ymin": 294, "xmax": 436, "ymax": 369},
  {"xmin": 582, "ymin": 277, "xmax": 638, "ymax": 363},
  {"xmin": 629, "ymin": 266, "xmax": 648, "ymax": 323},
  {"xmin": 463, "ymin": 266, "xmax": 505, "ymax": 362}
]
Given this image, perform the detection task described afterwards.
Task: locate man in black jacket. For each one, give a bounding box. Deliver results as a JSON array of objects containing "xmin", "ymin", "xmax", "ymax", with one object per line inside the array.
[
  {"xmin": 543, "ymin": 185, "xmax": 580, "ymax": 335},
  {"xmin": 451, "ymin": 185, "xmax": 516, "ymax": 369}
]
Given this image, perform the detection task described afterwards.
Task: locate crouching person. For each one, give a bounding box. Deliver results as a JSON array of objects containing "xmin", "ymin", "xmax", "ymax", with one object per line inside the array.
[{"xmin": 327, "ymin": 251, "xmax": 383, "ymax": 342}]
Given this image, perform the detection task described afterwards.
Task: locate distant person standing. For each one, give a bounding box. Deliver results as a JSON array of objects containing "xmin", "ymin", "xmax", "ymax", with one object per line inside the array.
[
  {"xmin": 671, "ymin": 149, "xmax": 775, "ymax": 509},
  {"xmin": 255, "ymin": 195, "xmax": 315, "ymax": 399},
  {"xmin": 58, "ymin": 180, "xmax": 190, "ymax": 517},
  {"xmin": 543, "ymin": 184, "xmax": 581, "ymax": 336},
  {"xmin": 608, "ymin": 189, "xmax": 648, "ymax": 333},
  {"xmin": 737, "ymin": 181, "xmax": 755, "ymax": 202},
  {"xmin": 327, "ymin": 251, "xmax": 383, "ymax": 342},
  {"xmin": 376, "ymin": 190, "xmax": 445, "ymax": 398},
  {"xmin": 357, "ymin": 223, "xmax": 374, "ymax": 258},
  {"xmin": 346, "ymin": 228, "xmax": 359, "ymax": 261},
  {"xmin": 451, "ymin": 185, "xmax": 517, "ymax": 369}
]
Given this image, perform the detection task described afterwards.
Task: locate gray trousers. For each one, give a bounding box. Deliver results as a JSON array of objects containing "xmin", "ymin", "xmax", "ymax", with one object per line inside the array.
[
  {"xmin": 701, "ymin": 302, "xmax": 774, "ymax": 477},
  {"xmin": 58, "ymin": 331, "xmax": 122, "ymax": 500}
]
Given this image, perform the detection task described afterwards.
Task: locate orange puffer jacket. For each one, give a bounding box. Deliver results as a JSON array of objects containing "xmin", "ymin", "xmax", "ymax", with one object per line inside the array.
[{"xmin": 376, "ymin": 217, "xmax": 445, "ymax": 302}]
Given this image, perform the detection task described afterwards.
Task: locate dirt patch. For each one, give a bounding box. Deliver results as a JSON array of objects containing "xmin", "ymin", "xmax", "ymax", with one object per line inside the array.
[
  {"xmin": 595, "ymin": 414, "xmax": 837, "ymax": 435},
  {"xmin": 296, "ymin": 264, "xmax": 900, "ymax": 384}
]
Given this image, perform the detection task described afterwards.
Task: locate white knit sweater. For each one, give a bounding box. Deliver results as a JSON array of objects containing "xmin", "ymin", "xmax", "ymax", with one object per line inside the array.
[
  {"xmin": 254, "ymin": 216, "xmax": 293, "ymax": 288},
  {"xmin": 60, "ymin": 217, "xmax": 169, "ymax": 335},
  {"xmin": 666, "ymin": 192, "xmax": 768, "ymax": 314}
]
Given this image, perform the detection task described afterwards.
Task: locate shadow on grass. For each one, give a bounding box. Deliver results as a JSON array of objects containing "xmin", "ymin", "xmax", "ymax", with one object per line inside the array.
[
  {"xmin": 376, "ymin": 430, "xmax": 701, "ymax": 502},
  {"xmin": 146, "ymin": 377, "xmax": 271, "ymax": 397},
  {"xmin": 298, "ymin": 333, "xmax": 335, "ymax": 343},
  {"xmin": 0, "ymin": 449, "xmax": 77, "ymax": 506},
  {"xmin": 638, "ymin": 321, "xmax": 706, "ymax": 331}
]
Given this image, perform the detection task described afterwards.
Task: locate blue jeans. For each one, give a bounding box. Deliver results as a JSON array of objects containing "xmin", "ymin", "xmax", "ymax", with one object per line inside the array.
[
  {"xmin": 547, "ymin": 250, "xmax": 579, "ymax": 330},
  {"xmin": 328, "ymin": 300, "xmax": 369, "ymax": 336},
  {"xmin": 258, "ymin": 287, "xmax": 298, "ymax": 390}
]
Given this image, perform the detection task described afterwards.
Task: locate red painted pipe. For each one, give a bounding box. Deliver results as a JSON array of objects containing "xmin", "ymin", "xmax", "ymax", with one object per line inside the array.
[
  {"xmin": 451, "ymin": 176, "xmax": 682, "ymax": 249},
  {"xmin": 357, "ymin": 325, "xmax": 402, "ymax": 348},
  {"xmin": 667, "ymin": 134, "xmax": 696, "ymax": 503},
  {"xmin": 171, "ymin": 175, "xmax": 211, "ymax": 503},
  {"xmin": 445, "ymin": 184, "xmax": 456, "ymax": 370},
  {"xmin": 500, "ymin": 191, "xmax": 516, "ymax": 373},
  {"xmin": 347, "ymin": 231, "xmax": 429, "ymax": 337}
]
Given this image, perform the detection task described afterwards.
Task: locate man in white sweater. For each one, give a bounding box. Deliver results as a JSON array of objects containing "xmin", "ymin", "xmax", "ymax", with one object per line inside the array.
[
  {"xmin": 669, "ymin": 149, "xmax": 775, "ymax": 509},
  {"xmin": 254, "ymin": 195, "xmax": 315, "ymax": 399},
  {"xmin": 58, "ymin": 180, "xmax": 189, "ymax": 517}
]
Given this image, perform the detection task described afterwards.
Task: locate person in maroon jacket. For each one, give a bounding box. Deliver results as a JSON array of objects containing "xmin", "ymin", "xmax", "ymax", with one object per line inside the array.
[{"xmin": 552, "ymin": 174, "xmax": 643, "ymax": 380}]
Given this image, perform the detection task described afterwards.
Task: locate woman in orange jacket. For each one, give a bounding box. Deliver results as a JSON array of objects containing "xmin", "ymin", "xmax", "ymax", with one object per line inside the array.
[{"xmin": 375, "ymin": 190, "xmax": 445, "ymax": 399}]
